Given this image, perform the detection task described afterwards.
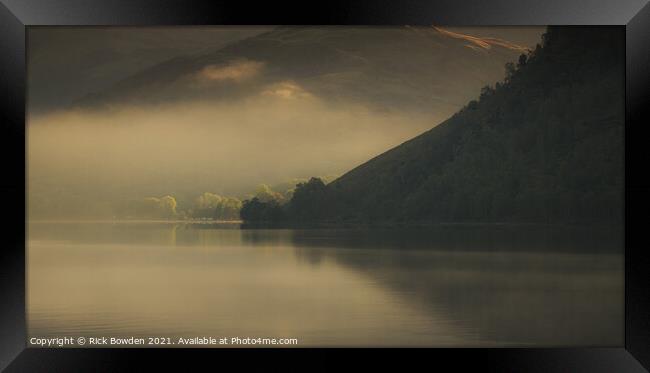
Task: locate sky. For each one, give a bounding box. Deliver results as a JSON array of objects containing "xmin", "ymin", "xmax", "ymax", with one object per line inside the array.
[{"xmin": 27, "ymin": 26, "xmax": 544, "ymax": 218}]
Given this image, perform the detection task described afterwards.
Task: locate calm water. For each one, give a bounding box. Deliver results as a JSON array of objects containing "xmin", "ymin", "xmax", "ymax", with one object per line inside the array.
[{"xmin": 27, "ymin": 222, "xmax": 623, "ymax": 347}]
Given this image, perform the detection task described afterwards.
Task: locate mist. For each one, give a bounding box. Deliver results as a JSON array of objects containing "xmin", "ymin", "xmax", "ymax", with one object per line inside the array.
[
  {"xmin": 27, "ymin": 26, "xmax": 544, "ymax": 219},
  {"xmin": 28, "ymin": 84, "xmax": 441, "ymax": 218}
]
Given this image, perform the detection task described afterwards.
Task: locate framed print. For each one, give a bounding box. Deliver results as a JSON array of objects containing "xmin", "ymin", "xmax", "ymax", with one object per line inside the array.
[{"xmin": 1, "ymin": 0, "xmax": 650, "ymax": 371}]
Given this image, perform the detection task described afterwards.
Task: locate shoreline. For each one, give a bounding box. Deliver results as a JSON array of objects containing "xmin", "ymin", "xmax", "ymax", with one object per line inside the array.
[
  {"xmin": 27, "ymin": 219, "xmax": 243, "ymax": 224},
  {"xmin": 27, "ymin": 219, "xmax": 623, "ymax": 231}
]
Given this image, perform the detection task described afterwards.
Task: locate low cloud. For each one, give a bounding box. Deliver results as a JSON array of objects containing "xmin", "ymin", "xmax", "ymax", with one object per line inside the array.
[
  {"xmin": 28, "ymin": 90, "xmax": 442, "ymax": 218},
  {"xmin": 196, "ymin": 59, "xmax": 265, "ymax": 83},
  {"xmin": 261, "ymin": 81, "xmax": 312, "ymax": 100}
]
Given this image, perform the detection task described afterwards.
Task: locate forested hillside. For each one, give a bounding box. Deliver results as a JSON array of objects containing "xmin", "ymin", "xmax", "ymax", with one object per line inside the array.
[{"xmin": 244, "ymin": 27, "xmax": 624, "ymax": 225}]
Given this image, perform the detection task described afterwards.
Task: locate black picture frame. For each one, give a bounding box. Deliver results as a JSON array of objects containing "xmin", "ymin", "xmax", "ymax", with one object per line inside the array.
[{"xmin": 1, "ymin": 0, "xmax": 649, "ymax": 371}]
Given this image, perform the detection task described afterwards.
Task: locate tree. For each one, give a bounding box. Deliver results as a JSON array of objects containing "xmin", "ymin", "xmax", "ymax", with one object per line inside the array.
[
  {"xmin": 288, "ymin": 177, "xmax": 329, "ymax": 221},
  {"xmin": 158, "ymin": 195, "xmax": 178, "ymax": 218},
  {"xmin": 518, "ymin": 53, "xmax": 528, "ymax": 67},
  {"xmin": 504, "ymin": 62, "xmax": 516, "ymax": 82},
  {"xmin": 254, "ymin": 184, "xmax": 285, "ymax": 204},
  {"xmin": 133, "ymin": 195, "xmax": 178, "ymax": 219},
  {"xmin": 191, "ymin": 192, "xmax": 242, "ymax": 220},
  {"xmin": 240, "ymin": 197, "xmax": 285, "ymax": 222}
]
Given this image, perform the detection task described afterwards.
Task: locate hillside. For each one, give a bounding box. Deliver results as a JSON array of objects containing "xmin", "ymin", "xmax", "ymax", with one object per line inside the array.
[
  {"xmin": 75, "ymin": 26, "xmax": 529, "ymax": 116},
  {"xmin": 30, "ymin": 26, "xmax": 536, "ymax": 220},
  {"xmin": 280, "ymin": 26, "xmax": 624, "ymax": 224}
]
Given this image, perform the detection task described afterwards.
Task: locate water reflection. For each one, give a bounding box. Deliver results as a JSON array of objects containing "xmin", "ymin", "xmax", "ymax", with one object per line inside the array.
[
  {"xmin": 289, "ymin": 228, "xmax": 623, "ymax": 346},
  {"xmin": 27, "ymin": 222, "xmax": 622, "ymax": 347}
]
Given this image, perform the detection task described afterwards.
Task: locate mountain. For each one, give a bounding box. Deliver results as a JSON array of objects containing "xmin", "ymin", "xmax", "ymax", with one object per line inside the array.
[
  {"xmin": 27, "ymin": 27, "xmax": 273, "ymax": 114},
  {"xmin": 279, "ymin": 26, "xmax": 624, "ymax": 224},
  {"xmin": 75, "ymin": 26, "xmax": 531, "ymax": 116},
  {"xmin": 29, "ymin": 26, "xmax": 540, "ymax": 220}
]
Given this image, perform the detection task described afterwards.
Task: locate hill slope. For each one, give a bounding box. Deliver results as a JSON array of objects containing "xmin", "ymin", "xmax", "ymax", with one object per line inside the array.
[
  {"xmin": 75, "ymin": 26, "xmax": 530, "ymax": 117},
  {"xmin": 292, "ymin": 26, "xmax": 624, "ymax": 224}
]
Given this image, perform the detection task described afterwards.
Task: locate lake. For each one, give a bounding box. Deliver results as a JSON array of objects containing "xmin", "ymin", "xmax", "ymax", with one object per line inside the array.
[{"xmin": 27, "ymin": 221, "xmax": 623, "ymax": 347}]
